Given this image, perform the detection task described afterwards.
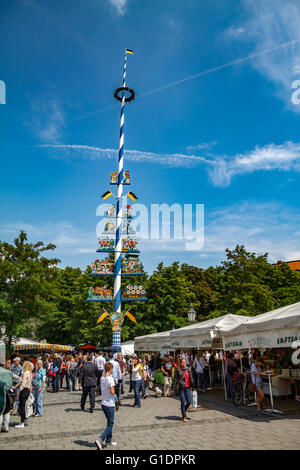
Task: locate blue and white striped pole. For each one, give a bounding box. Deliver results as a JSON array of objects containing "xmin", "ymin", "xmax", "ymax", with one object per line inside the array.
[{"xmin": 112, "ymin": 53, "xmax": 127, "ymax": 349}]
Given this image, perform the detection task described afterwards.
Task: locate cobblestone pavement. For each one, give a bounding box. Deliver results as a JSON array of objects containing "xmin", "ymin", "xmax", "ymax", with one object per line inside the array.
[{"xmin": 1, "ymin": 383, "xmax": 300, "ymax": 450}]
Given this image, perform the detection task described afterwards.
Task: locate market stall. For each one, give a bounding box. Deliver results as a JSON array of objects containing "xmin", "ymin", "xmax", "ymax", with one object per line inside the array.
[
  {"xmin": 221, "ymin": 302, "xmax": 300, "ymax": 407},
  {"xmin": 121, "ymin": 340, "xmax": 134, "ymax": 356},
  {"xmin": 12, "ymin": 339, "xmax": 73, "ymax": 354},
  {"xmin": 170, "ymin": 314, "xmax": 248, "ymax": 350},
  {"xmin": 134, "ymin": 330, "xmax": 173, "ymax": 355},
  {"xmin": 170, "ymin": 314, "xmax": 249, "ymax": 394}
]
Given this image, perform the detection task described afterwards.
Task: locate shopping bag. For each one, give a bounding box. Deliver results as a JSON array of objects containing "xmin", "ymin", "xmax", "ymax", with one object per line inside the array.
[
  {"xmin": 191, "ymin": 390, "xmax": 198, "ymax": 409},
  {"xmin": 25, "ymin": 393, "xmax": 35, "ymax": 418}
]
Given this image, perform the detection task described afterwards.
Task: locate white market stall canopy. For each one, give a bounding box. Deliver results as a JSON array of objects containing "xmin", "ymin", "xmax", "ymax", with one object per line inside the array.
[
  {"xmin": 170, "ymin": 314, "xmax": 248, "ymax": 349},
  {"xmin": 121, "ymin": 341, "xmax": 134, "ymax": 356},
  {"xmin": 12, "ymin": 338, "xmax": 73, "ymax": 353},
  {"xmin": 222, "ymin": 302, "xmax": 300, "ymax": 350},
  {"xmin": 134, "ymin": 330, "xmax": 172, "ymax": 353},
  {"xmin": 12, "ymin": 337, "xmax": 40, "ymax": 346}
]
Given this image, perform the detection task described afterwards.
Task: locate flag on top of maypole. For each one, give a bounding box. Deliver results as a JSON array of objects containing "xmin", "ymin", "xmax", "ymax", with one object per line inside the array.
[{"xmin": 126, "ymin": 49, "xmax": 134, "ymax": 55}]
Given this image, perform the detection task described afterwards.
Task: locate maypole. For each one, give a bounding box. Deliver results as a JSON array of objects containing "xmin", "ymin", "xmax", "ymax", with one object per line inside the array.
[{"xmin": 87, "ymin": 49, "xmax": 147, "ymax": 352}]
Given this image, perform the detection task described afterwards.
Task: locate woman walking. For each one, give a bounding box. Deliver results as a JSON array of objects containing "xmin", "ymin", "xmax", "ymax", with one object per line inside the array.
[
  {"xmin": 141, "ymin": 358, "xmax": 150, "ymax": 399},
  {"xmin": 131, "ymin": 357, "xmax": 145, "ymax": 408},
  {"xmin": 15, "ymin": 361, "xmax": 32, "ymax": 429},
  {"xmin": 33, "ymin": 360, "xmax": 46, "ymax": 417},
  {"xmin": 95, "ymin": 362, "xmax": 117, "ymax": 450},
  {"xmin": 175, "ymin": 357, "xmax": 194, "ymax": 422}
]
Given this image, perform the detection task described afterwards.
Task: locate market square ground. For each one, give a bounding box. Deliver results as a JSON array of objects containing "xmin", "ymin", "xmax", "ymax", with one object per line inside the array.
[{"xmin": 1, "ymin": 384, "xmax": 299, "ymax": 450}]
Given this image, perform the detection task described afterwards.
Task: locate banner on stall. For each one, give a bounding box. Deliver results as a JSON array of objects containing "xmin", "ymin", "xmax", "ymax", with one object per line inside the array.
[
  {"xmin": 223, "ymin": 328, "xmax": 300, "ymax": 350},
  {"xmin": 171, "ymin": 336, "xmax": 212, "ymax": 349}
]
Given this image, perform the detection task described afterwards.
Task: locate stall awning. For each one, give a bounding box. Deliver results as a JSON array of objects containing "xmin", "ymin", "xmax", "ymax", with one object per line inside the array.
[
  {"xmin": 13, "ymin": 343, "xmax": 73, "ymax": 352},
  {"xmin": 222, "ymin": 302, "xmax": 300, "ymax": 350},
  {"xmin": 170, "ymin": 314, "xmax": 248, "ymax": 349},
  {"xmin": 134, "ymin": 330, "xmax": 172, "ymax": 352}
]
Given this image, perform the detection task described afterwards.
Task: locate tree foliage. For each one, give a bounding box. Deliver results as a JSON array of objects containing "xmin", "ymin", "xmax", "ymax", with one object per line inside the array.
[{"xmin": 1, "ymin": 233, "xmax": 300, "ymax": 348}]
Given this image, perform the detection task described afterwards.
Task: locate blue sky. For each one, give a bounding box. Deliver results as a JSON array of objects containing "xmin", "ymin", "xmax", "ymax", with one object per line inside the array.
[{"xmin": 1, "ymin": 0, "xmax": 300, "ymax": 273}]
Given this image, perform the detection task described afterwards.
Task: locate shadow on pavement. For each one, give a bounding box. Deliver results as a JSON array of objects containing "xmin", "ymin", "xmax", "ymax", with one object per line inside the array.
[
  {"xmin": 73, "ymin": 440, "xmax": 96, "ymax": 448},
  {"xmin": 155, "ymin": 415, "xmax": 182, "ymax": 421}
]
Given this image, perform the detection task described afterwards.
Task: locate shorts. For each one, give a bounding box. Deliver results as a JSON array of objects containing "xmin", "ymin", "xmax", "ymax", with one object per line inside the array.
[{"xmin": 255, "ymin": 383, "xmax": 263, "ymax": 391}]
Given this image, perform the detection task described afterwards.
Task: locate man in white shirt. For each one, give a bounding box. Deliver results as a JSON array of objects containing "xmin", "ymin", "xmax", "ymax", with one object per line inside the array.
[{"xmin": 95, "ymin": 352, "xmax": 106, "ymax": 396}]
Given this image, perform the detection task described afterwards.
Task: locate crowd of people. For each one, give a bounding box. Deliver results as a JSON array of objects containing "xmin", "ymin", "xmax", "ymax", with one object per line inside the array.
[{"xmin": 0, "ymin": 347, "xmax": 267, "ymax": 447}]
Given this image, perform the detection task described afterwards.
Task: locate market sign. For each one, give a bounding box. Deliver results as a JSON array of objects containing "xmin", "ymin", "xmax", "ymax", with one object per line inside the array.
[
  {"xmin": 223, "ymin": 328, "xmax": 300, "ymax": 350},
  {"xmin": 170, "ymin": 336, "xmax": 212, "ymax": 349}
]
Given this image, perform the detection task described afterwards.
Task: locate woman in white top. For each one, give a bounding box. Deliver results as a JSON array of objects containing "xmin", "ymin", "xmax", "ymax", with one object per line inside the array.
[
  {"xmin": 131, "ymin": 357, "xmax": 145, "ymax": 408},
  {"xmin": 95, "ymin": 362, "xmax": 117, "ymax": 450},
  {"xmin": 15, "ymin": 361, "xmax": 32, "ymax": 428}
]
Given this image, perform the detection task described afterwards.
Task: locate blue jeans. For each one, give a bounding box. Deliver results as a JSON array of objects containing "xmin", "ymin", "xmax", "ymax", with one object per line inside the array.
[
  {"xmin": 226, "ymin": 374, "xmax": 232, "ymax": 398},
  {"xmin": 53, "ymin": 372, "xmax": 60, "ymax": 393},
  {"xmin": 197, "ymin": 372, "xmax": 207, "ymax": 391},
  {"xmin": 67, "ymin": 374, "xmax": 73, "ymax": 392},
  {"xmin": 132, "ymin": 380, "xmax": 142, "ymax": 407},
  {"xmin": 141, "ymin": 378, "xmax": 146, "ymax": 396},
  {"xmin": 179, "ymin": 387, "xmax": 192, "ymax": 419},
  {"xmin": 33, "ymin": 387, "xmax": 45, "ymax": 416},
  {"xmin": 100, "ymin": 405, "xmax": 115, "ymax": 444}
]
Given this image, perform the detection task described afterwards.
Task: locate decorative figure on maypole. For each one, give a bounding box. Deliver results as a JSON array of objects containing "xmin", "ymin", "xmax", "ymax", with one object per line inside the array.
[{"xmin": 87, "ymin": 49, "xmax": 147, "ymax": 352}]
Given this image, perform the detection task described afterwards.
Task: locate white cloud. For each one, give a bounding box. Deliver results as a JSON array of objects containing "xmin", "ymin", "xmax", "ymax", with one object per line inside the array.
[
  {"xmin": 1, "ymin": 201, "xmax": 299, "ymax": 271},
  {"xmin": 0, "ymin": 222, "xmax": 96, "ymax": 259},
  {"xmin": 225, "ymin": 0, "xmax": 300, "ymax": 109},
  {"xmin": 40, "ymin": 140, "xmax": 300, "ymax": 187},
  {"xmin": 27, "ymin": 101, "xmax": 65, "ymax": 143},
  {"xmin": 208, "ymin": 141, "xmax": 300, "ymax": 186},
  {"xmin": 108, "ymin": 0, "xmax": 127, "ymax": 15},
  {"xmin": 202, "ymin": 201, "xmax": 300, "ymax": 264},
  {"xmin": 225, "ymin": 26, "xmax": 246, "ymax": 38},
  {"xmin": 39, "ymin": 143, "xmax": 210, "ymax": 167},
  {"xmin": 186, "ymin": 141, "xmax": 218, "ymax": 153}
]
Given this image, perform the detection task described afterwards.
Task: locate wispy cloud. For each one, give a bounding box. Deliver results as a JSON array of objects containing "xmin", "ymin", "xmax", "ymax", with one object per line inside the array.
[
  {"xmin": 0, "ymin": 222, "xmax": 96, "ymax": 261},
  {"xmin": 186, "ymin": 141, "xmax": 217, "ymax": 153},
  {"xmin": 224, "ymin": 0, "xmax": 300, "ymax": 109},
  {"xmin": 40, "ymin": 140, "xmax": 300, "ymax": 186},
  {"xmin": 39, "ymin": 143, "xmax": 210, "ymax": 167},
  {"xmin": 203, "ymin": 201, "xmax": 300, "ymax": 263},
  {"xmin": 27, "ymin": 100, "xmax": 65, "ymax": 143},
  {"xmin": 208, "ymin": 141, "xmax": 300, "ymax": 186},
  {"xmin": 1, "ymin": 201, "xmax": 299, "ymax": 270},
  {"xmin": 108, "ymin": 0, "xmax": 127, "ymax": 15}
]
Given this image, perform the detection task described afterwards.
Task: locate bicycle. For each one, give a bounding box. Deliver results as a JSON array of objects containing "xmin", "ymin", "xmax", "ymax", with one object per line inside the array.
[{"xmin": 232, "ymin": 371, "xmax": 255, "ymax": 406}]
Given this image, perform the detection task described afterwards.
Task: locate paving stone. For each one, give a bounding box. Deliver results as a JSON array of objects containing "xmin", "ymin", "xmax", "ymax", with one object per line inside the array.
[{"xmin": 1, "ymin": 383, "xmax": 300, "ymax": 450}]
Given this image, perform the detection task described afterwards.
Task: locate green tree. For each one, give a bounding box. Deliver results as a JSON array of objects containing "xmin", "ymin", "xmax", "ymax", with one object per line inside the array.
[
  {"xmin": 128, "ymin": 262, "xmax": 195, "ymax": 338},
  {"xmin": 0, "ymin": 231, "xmax": 59, "ymax": 351},
  {"xmin": 213, "ymin": 245, "xmax": 275, "ymax": 317},
  {"xmin": 180, "ymin": 264, "xmax": 219, "ymax": 320}
]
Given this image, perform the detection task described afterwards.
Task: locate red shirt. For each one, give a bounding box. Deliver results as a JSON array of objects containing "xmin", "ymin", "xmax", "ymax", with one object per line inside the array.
[{"xmin": 185, "ymin": 370, "xmax": 190, "ymax": 388}]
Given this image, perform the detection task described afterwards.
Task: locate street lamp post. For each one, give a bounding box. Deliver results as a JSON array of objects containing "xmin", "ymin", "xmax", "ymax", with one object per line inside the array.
[{"xmin": 187, "ymin": 304, "xmax": 196, "ymax": 323}]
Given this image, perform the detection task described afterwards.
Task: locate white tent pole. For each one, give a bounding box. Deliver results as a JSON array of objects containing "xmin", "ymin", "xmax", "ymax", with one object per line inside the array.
[{"xmin": 222, "ymin": 349, "xmax": 227, "ymax": 400}]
